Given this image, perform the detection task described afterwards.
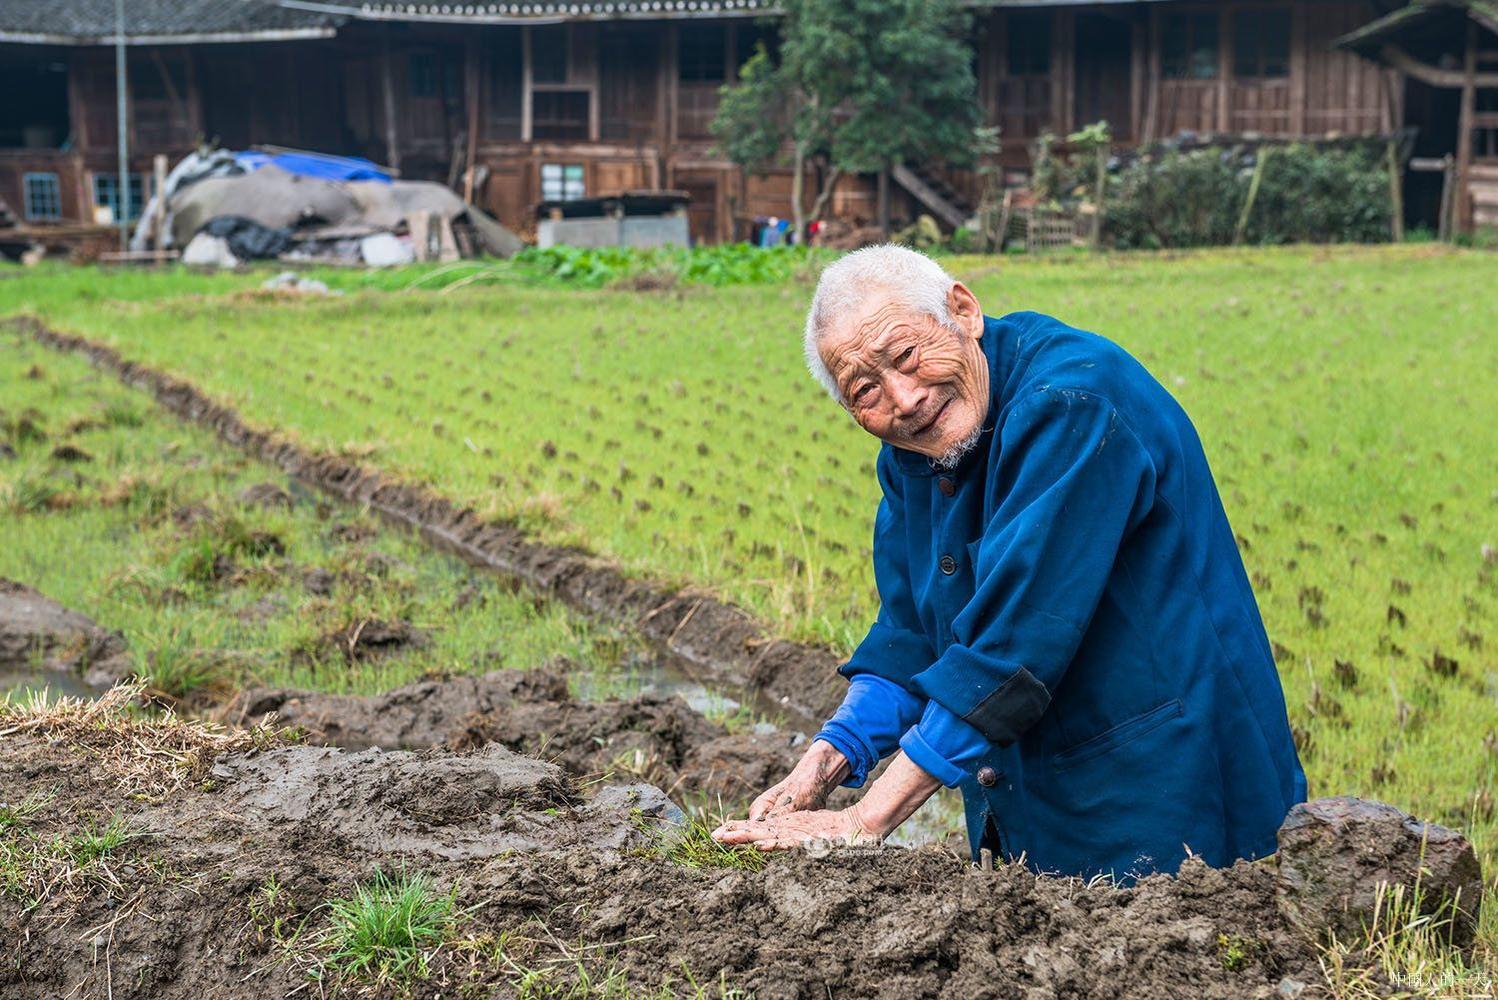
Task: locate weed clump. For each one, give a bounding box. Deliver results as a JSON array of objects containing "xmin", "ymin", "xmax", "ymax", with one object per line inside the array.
[{"xmin": 322, "ymin": 868, "xmax": 460, "ymax": 986}]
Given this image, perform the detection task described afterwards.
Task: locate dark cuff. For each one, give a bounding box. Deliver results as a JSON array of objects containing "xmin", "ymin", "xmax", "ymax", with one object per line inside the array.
[{"xmin": 912, "ymin": 644, "xmax": 1052, "ymax": 746}]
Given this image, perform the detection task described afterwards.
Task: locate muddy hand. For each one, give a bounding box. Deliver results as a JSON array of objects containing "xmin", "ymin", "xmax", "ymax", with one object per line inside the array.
[
  {"xmin": 748, "ymin": 739, "xmax": 851, "ymax": 821},
  {"xmin": 713, "ymin": 807, "xmax": 873, "ymax": 852}
]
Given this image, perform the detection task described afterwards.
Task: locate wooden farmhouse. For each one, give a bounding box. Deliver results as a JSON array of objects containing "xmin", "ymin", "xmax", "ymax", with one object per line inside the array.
[{"xmin": 1, "ymin": 0, "xmax": 1492, "ymax": 244}]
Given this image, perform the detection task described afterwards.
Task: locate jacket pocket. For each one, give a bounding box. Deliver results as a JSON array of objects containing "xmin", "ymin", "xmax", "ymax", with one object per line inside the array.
[{"xmin": 1051, "ymin": 699, "xmax": 1184, "ymax": 772}]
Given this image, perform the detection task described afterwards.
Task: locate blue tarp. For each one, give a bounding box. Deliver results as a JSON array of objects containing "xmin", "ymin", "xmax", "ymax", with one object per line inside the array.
[{"xmin": 233, "ymin": 150, "xmax": 391, "ymax": 184}]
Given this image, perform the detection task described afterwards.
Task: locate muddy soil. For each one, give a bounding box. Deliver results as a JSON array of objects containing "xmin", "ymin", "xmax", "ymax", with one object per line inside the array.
[
  {"xmin": 224, "ymin": 667, "xmax": 810, "ymax": 804},
  {"xmin": 0, "ymin": 724, "xmax": 1327, "ymax": 1000},
  {"xmin": 0, "ymin": 578, "xmax": 132, "ymax": 691},
  {"xmin": 15, "ymin": 317, "xmax": 847, "ymax": 727}
]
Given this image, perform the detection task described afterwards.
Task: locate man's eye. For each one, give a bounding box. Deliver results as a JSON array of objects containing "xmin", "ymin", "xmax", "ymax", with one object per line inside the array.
[
  {"xmin": 897, "ymin": 347, "xmax": 916, "ymax": 366},
  {"xmin": 853, "ymin": 385, "xmax": 876, "ymax": 404}
]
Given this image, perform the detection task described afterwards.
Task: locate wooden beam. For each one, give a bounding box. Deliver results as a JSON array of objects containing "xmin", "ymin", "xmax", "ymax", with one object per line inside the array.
[
  {"xmin": 1217, "ymin": 6, "xmax": 1231, "ymax": 133},
  {"xmin": 521, "ymin": 26, "xmax": 533, "ymax": 142},
  {"xmin": 1130, "ymin": 16, "xmax": 1145, "ymax": 143},
  {"xmin": 1379, "ymin": 43, "xmax": 1498, "ymax": 89},
  {"xmin": 1457, "ymin": 22, "xmax": 1477, "ymax": 232},
  {"xmin": 380, "ymin": 28, "xmax": 401, "ymax": 174},
  {"xmin": 1143, "ymin": 6, "xmax": 1161, "ymax": 143},
  {"xmin": 1289, "ymin": 1, "xmax": 1307, "ymax": 136},
  {"xmin": 463, "ymin": 34, "xmax": 480, "ymax": 202}
]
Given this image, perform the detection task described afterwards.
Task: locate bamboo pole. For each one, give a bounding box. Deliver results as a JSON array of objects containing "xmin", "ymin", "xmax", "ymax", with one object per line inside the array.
[
  {"xmin": 1233, "ymin": 146, "xmax": 1271, "ymax": 246},
  {"xmin": 1386, "ymin": 138, "xmax": 1404, "ymax": 243}
]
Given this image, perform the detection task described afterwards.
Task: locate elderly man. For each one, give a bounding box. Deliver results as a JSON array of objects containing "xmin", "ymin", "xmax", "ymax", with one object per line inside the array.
[{"xmin": 713, "ymin": 245, "xmax": 1306, "ymax": 881}]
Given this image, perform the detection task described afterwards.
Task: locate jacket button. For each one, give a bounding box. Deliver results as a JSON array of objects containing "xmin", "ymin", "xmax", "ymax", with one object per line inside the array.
[
  {"xmin": 938, "ymin": 554, "xmax": 957, "ymax": 575},
  {"xmin": 977, "ymin": 766, "xmax": 998, "ymax": 787},
  {"xmin": 937, "ymin": 476, "xmax": 956, "ymax": 497}
]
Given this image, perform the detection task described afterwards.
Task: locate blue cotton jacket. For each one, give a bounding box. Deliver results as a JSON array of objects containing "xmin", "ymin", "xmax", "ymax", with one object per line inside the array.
[{"xmin": 815, "ymin": 311, "xmax": 1306, "ymax": 882}]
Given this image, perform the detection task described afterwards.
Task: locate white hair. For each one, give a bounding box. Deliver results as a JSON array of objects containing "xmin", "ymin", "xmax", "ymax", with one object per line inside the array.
[{"xmin": 803, "ymin": 244, "xmax": 960, "ymax": 402}]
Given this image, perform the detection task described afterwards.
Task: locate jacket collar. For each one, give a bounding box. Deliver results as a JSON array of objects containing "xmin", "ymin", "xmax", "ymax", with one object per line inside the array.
[{"xmin": 888, "ymin": 314, "xmax": 1015, "ymax": 479}]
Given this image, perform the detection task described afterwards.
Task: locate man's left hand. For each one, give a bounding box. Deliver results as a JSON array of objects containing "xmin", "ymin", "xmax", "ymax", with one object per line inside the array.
[{"xmin": 712, "ymin": 807, "xmax": 877, "ymax": 852}]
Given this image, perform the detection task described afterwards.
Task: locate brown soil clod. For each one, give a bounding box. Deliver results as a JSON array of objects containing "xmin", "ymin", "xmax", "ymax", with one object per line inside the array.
[
  {"xmin": 317, "ymin": 616, "xmax": 424, "ymax": 663},
  {"xmin": 223, "ymin": 667, "xmax": 808, "ymax": 804},
  {"xmin": 0, "ymin": 578, "xmax": 133, "ymax": 689},
  {"xmin": 237, "ymin": 481, "xmax": 294, "ymax": 510},
  {"xmin": 48, "ymin": 442, "xmax": 92, "ymax": 463}
]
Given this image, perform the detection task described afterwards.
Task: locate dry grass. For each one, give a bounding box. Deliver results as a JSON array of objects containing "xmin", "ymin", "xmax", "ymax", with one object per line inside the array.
[
  {"xmin": 1318, "ymin": 880, "xmax": 1495, "ymax": 998},
  {"xmin": 0, "ymin": 679, "xmax": 292, "ymax": 801}
]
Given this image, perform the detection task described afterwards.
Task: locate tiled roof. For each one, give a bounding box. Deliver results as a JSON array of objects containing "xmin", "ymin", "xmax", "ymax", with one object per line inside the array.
[
  {"xmin": 288, "ymin": 0, "xmax": 774, "ymax": 21},
  {"xmin": 0, "ymin": 0, "xmax": 342, "ymax": 43}
]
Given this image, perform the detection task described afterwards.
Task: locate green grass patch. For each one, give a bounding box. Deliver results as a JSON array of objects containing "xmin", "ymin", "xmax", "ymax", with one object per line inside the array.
[
  {"xmin": 322, "ymin": 868, "xmax": 460, "ymax": 986},
  {"xmin": 0, "ymin": 332, "xmax": 639, "ymax": 700}
]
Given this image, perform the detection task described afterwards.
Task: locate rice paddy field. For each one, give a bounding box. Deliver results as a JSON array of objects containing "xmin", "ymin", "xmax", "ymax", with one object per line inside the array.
[
  {"xmin": 3, "ymin": 243, "xmax": 1497, "ymax": 877},
  {"xmin": 0, "ymin": 330, "xmax": 641, "ymax": 705}
]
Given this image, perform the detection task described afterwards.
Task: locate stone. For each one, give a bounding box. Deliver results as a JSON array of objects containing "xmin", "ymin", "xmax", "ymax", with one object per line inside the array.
[
  {"xmin": 181, "ymin": 232, "xmax": 239, "ymax": 269},
  {"xmin": 1275, "ymin": 796, "xmax": 1483, "ymax": 948},
  {"xmin": 359, "ymin": 232, "xmax": 414, "ymax": 267}
]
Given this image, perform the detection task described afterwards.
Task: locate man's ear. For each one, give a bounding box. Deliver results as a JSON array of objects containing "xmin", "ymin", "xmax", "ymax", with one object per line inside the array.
[{"xmin": 947, "ymin": 282, "xmax": 985, "ymax": 340}]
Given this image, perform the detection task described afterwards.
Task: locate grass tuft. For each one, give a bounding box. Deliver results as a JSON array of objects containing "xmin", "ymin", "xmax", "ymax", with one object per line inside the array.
[
  {"xmin": 322, "ymin": 868, "xmax": 460, "ymax": 986},
  {"xmin": 658, "ymin": 816, "xmax": 767, "ymax": 873}
]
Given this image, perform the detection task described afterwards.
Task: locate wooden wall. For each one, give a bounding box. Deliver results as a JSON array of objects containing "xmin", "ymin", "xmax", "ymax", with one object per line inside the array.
[{"xmin": 0, "ymin": 2, "xmax": 1402, "ymax": 236}]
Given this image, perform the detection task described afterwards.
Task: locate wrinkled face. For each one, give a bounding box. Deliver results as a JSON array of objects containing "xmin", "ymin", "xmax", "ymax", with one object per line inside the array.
[{"xmin": 819, "ymin": 283, "xmax": 990, "ymax": 460}]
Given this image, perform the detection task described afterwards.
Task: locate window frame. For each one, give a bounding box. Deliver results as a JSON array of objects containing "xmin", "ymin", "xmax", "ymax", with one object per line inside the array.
[
  {"xmin": 22, "ymin": 172, "xmax": 62, "ymax": 221},
  {"xmin": 540, "ymin": 162, "xmax": 585, "ymax": 202},
  {"xmin": 1231, "ymin": 7, "xmax": 1291, "ymax": 80},
  {"xmin": 91, "ymin": 172, "xmax": 147, "ymax": 223},
  {"xmin": 1161, "ymin": 10, "xmax": 1221, "ymax": 81}
]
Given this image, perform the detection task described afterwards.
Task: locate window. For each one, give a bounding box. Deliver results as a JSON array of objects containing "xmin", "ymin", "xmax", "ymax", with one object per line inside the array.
[
  {"xmin": 531, "ymin": 25, "xmax": 569, "ymax": 85},
  {"xmin": 1007, "ymin": 11, "xmax": 1052, "ymax": 77},
  {"xmin": 678, "ymin": 24, "xmax": 726, "ymax": 82},
  {"xmin": 410, "ymin": 52, "xmax": 439, "ymax": 98},
  {"xmin": 540, "ymin": 163, "xmax": 585, "ymax": 202},
  {"xmin": 22, "ymin": 172, "xmax": 61, "ymax": 220},
  {"xmin": 1233, "ymin": 9, "xmax": 1290, "ymax": 78},
  {"xmin": 1163, "ymin": 12, "xmax": 1220, "ymax": 80},
  {"xmin": 92, "ymin": 173, "xmax": 146, "ymax": 222},
  {"xmin": 531, "ymin": 90, "xmax": 590, "ymax": 140},
  {"xmin": 488, "ymin": 29, "xmax": 524, "ymax": 139}
]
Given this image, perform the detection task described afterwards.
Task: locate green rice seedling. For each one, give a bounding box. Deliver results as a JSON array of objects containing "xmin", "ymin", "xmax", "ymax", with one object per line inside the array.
[{"xmin": 322, "ymin": 868, "xmax": 460, "ymax": 985}]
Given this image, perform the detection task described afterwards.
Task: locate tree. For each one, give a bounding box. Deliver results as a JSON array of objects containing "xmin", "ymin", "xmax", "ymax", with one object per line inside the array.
[{"xmin": 712, "ymin": 0, "xmax": 992, "ymax": 240}]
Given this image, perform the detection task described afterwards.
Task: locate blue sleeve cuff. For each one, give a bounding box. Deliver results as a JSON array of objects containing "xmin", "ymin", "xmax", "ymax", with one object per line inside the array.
[
  {"xmin": 899, "ymin": 699, "xmax": 994, "ymax": 788},
  {"xmin": 812, "ymin": 724, "xmax": 877, "ymax": 788},
  {"xmin": 814, "ymin": 673, "xmax": 926, "ymax": 788},
  {"xmin": 899, "ymin": 727, "xmax": 968, "ymax": 788}
]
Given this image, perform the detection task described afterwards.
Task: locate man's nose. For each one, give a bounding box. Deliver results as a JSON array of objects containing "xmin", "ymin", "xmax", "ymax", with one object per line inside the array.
[{"xmin": 887, "ymin": 373, "xmax": 927, "ymax": 419}]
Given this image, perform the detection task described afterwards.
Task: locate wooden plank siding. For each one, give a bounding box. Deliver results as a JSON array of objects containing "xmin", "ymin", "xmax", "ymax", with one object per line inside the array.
[{"xmin": 0, "ymin": 1, "xmax": 1399, "ymax": 239}]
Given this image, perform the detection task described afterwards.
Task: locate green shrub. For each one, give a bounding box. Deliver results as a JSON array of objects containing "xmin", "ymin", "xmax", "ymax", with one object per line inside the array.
[{"xmin": 1105, "ymin": 142, "xmax": 1393, "ymax": 249}]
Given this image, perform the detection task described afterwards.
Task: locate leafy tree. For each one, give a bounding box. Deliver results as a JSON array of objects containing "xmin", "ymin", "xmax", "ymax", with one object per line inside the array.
[{"xmin": 712, "ymin": 0, "xmax": 992, "ymax": 238}]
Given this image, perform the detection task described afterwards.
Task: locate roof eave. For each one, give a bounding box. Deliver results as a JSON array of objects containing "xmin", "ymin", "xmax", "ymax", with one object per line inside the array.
[{"xmin": 0, "ymin": 26, "xmax": 339, "ymax": 46}]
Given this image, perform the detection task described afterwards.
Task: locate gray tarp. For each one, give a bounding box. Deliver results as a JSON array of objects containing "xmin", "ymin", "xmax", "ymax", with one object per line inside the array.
[{"xmin": 162, "ymin": 163, "xmax": 523, "ymax": 258}]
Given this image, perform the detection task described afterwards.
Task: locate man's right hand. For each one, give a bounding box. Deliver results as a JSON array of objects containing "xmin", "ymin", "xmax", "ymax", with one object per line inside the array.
[{"xmin": 748, "ymin": 739, "xmax": 852, "ymax": 821}]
